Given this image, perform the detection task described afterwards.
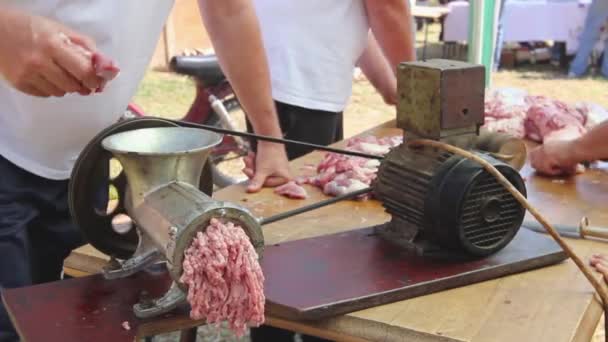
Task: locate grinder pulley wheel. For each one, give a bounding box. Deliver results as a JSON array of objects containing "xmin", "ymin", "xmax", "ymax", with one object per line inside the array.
[{"xmin": 68, "ymin": 117, "xmax": 214, "ymax": 260}]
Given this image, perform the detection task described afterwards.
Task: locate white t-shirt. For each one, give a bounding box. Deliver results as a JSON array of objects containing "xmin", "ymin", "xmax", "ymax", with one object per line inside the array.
[
  {"xmin": 253, "ymin": 0, "xmax": 369, "ymax": 113},
  {"xmin": 0, "ymin": 1, "xmax": 174, "ymax": 180}
]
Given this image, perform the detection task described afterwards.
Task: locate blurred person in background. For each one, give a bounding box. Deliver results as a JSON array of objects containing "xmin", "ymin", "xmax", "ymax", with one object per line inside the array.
[
  {"xmin": 568, "ymin": 0, "xmax": 608, "ymax": 78},
  {"xmin": 247, "ymin": 1, "xmax": 416, "ymax": 341}
]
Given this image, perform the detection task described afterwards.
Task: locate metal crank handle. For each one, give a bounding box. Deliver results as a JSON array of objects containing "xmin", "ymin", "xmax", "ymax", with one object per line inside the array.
[{"xmin": 257, "ymin": 187, "xmax": 373, "ymax": 226}]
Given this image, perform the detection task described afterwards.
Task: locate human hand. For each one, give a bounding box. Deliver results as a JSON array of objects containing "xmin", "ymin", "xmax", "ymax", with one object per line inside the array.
[
  {"xmin": 0, "ymin": 9, "xmax": 106, "ymax": 97},
  {"xmin": 589, "ymin": 254, "xmax": 608, "ymax": 283},
  {"xmin": 242, "ymin": 142, "xmax": 291, "ymax": 193},
  {"xmin": 529, "ymin": 140, "xmax": 581, "ymax": 176},
  {"xmin": 381, "ymin": 87, "xmax": 397, "ymax": 106}
]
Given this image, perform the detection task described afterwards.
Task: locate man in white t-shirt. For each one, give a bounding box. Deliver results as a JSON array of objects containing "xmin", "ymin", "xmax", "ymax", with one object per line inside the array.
[
  {"xmin": 247, "ymin": 1, "xmax": 415, "ymax": 341},
  {"xmin": 0, "ymin": 2, "xmax": 290, "ymax": 340},
  {"xmin": 243, "ymin": 0, "xmax": 415, "ymax": 167}
]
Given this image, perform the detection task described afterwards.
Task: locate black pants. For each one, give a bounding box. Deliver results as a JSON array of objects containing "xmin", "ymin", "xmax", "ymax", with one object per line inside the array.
[
  {"xmin": 246, "ymin": 101, "xmax": 343, "ymax": 161},
  {"xmin": 0, "ymin": 155, "xmax": 85, "ymax": 342},
  {"xmin": 247, "ymin": 101, "xmax": 342, "ymax": 342}
]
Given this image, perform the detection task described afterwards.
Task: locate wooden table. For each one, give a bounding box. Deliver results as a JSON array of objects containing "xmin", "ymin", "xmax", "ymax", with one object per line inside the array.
[{"xmin": 64, "ymin": 120, "xmax": 608, "ymax": 342}]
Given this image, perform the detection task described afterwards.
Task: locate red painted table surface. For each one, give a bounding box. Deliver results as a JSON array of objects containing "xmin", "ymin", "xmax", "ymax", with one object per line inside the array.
[{"xmin": 3, "ymin": 225, "xmax": 565, "ymax": 341}]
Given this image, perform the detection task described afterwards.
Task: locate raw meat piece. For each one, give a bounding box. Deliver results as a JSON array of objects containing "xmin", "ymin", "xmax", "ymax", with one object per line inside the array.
[
  {"xmin": 180, "ymin": 218, "xmax": 265, "ymax": 338},
  {"xmin": 92, "ymin": 53, "xmax": 120, "ymax": 80},
  {"xmin": 92, "ymin": 53, "xmax": 120, "ymax": 92},
  {"xmin": 324, "ymin": 178, "xmax": 369, "ymax": 197},
  {"xmin": 481, "ymin": 90, "xmax": 603, "ymax": 142},
  {"xmin": 483, "ymin": 116, "xmax": 526, "ymax": 138},
  {"xmin": 482, "ymin": 89, "xmax": 529, "ymax": 138},
  {"xmin": 301, "ymin": 135, "xmax": 401, "ymax": 199},
  {"xmin": 121, "ymin": 321, "xmax": 130, "ymax": 331},
  {"xmin": 525, "ymin": 98, "xmax": 586, "ymax": 143},
  {"xmin": 58, "ymin": 32, "xmax": 120, "ymax": 93},
  {"xmin": 274, "ymin": 181, "xmax": 308, "ymax": 199}
]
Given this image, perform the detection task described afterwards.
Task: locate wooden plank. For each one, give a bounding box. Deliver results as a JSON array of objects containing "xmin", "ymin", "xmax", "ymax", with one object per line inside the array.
[
  {"xmin": 63, "ymin": 120, "xmax": 608, "ymax": 341},
  {"xmin": 263, "ymin": 227, "xmax": 566, "ymax": 320}
]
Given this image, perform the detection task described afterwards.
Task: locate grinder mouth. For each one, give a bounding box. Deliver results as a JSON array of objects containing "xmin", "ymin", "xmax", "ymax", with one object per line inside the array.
[
  {"xmin": 101, "ymin": 127, "xmax": 223, "ymax": 156},
  {"xmin": 167, "ymin": 204, "xmax": 265, "ymax": 290}
]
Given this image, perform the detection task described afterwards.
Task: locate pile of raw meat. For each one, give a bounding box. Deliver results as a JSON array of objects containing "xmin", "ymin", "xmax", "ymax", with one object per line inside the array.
[
  {"xmin": 180, "ymin": 218, "xmax": 265, "ymax": 338},
  {"xmin": 278, "ymin": 136, "xmax": 402, "ymax": 200},
  {"xmin": 483, "ymin": 88, "xmax": 608, "ymax": 143}
]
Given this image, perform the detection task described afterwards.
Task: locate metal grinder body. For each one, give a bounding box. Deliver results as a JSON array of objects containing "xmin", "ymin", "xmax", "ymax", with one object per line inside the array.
[{"xmin": 68, "ymin": 121, "xmax": 264, "ymax": 319}]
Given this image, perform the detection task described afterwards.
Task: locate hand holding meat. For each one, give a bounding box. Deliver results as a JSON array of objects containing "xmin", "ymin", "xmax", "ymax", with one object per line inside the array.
[
  {"xmin": 529, "ymin": 140, "xmax": 582, "ymax": 176},
  {"xmin": 0, "ymin": 8, "xmax": 114, "ymax": 97},
  {"xmin": 529, "ymin": 120, "xmax": 608, "ymax": 176}
]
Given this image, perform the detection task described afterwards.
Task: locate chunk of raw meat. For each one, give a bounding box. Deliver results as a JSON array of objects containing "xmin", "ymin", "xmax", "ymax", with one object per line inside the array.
[
  {"xmin": 274, "ymin": 181, "xmax": 308, "ymax": 199},
  {"xmin": 92, "ymin": 53, "xmax": 120, "ymax": 92},
  {"xmin": 323, "ymin": 178, "xmax": 369, "ymax": 197},
  {"xmin": 301, "ymin": 135, "xmax": 401, "ymax": 199},
  {"xmin": 180, "ymin": 218, "xmax": 265, "ymax": 338},
  {"xmin": 525, "ymin": 98, "xmax": 586, "ymax": 143},
  {"xmin": 58, "ymin": 32, "xmax": 120, "ymax": 92},
  {"xmin": 482, "ymin": 90, "xmax": 608, "ymax": 145},
  {"xmin": 575, "ymin": 102, "xmax": 608, "ymax": 130}
]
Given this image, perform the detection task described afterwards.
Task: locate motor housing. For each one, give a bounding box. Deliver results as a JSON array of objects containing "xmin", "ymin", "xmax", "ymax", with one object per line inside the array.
[{"xmin": 373, "ymin": 143, "xmax": 526, "ymax": 257}]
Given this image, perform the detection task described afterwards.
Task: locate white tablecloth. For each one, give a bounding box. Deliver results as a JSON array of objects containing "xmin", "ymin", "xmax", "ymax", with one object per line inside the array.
[{"xmin": 443, "ymin": 0, "xmax": 592, "ymax": 54}]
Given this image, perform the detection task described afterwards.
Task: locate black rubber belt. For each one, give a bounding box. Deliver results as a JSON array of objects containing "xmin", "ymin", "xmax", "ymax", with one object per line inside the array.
[
  {"xmin": 172, "ymin": 119, "xmax": 384, "ymax": 160},
  {"xmin": 259, "ymin": 187, "xmax": 373, "ymax": 226}
]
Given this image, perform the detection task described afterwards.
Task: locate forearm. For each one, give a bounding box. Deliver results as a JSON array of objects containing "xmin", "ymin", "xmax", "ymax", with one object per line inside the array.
[
  {"xmin": 357, "ymin": 32, "xmax": 397, "ymax": 105},
  {"xmin": 364, "ymin": 0, "xmax": 416, "ymax": 71},
  {"xmin": 572, "ymin": 120, "xmax": 608, "ymax": 162},
  {"xmin": 197, "ymin": 0, "xmax": 282, "ymax": 138}
]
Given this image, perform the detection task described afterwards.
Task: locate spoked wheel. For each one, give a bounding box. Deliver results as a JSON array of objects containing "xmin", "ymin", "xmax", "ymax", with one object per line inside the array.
[{"xmin": 68, "ymin": 117, "xmax": 214, "ymax": 260}]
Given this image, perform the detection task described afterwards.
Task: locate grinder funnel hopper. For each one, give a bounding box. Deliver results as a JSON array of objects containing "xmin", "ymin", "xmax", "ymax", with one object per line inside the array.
[
  {"xmin": 99, "ymin": 126, "xmax": 264, "ymax": 318},
  {"xmin": 102, "ymin": 127, "xmax": 221, "ymax": 206}
]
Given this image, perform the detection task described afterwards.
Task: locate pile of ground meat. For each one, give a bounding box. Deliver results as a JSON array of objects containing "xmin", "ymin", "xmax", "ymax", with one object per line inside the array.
[{"xmin": 180, "ymin": 218, "xmax": 265, "ymax": 338}]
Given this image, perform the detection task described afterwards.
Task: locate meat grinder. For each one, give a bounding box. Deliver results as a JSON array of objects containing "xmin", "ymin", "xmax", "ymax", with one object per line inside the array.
[
  {"xmin": 372, "ymin": 59, "xmax": 528, "ymax": 257},
  {"xmin": 68, "ymin": 118, "xmax": 264, "ymax": 318}
]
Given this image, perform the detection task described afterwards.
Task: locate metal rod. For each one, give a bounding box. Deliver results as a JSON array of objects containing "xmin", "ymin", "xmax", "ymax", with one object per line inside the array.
[
  {"xmin": 173, "ymin": 120, "xmax": 384, "ymax": 160},
  {"xmin": 259, "ymin": 187, "xmax": 373, "ymax": 226}
]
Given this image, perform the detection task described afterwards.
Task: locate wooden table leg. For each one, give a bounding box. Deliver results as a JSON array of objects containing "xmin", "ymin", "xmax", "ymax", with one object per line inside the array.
[{"xmin": 179, "ymin": 327, "xmax": 198, "ymax": 342}]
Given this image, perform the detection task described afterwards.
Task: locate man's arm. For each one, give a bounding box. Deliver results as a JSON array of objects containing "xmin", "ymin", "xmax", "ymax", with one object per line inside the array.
[
  {"xmin": 197, "ymin": 0, "xmax": 291, "ymax": 192},
  {"xmin": 529, "ymin": 120, "xmax": 608, "ymax": 175},
  {"xmin": 357, "ymin": 32, "xmax": 397, "ymax": 105},
  {"xmin": 570, "ymin": 120, "xmax": 608, "ymax": 161},
  {"xmin": 364, "ymin": 0, "xmax": 416, "ymax": 71}
]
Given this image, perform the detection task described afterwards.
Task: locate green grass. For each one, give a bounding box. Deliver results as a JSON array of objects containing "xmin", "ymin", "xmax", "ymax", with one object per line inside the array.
[{"xmin": 132, "ymin": 71, "xmax": 196, "ymax": 119}]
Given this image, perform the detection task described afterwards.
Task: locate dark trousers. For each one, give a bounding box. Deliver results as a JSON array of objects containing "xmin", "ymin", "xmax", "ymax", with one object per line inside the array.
[
  {"xmin": 0, "ymin": 155, "xmax": 85, "ymax": 342},
  {"xmin": 246, "ymin": 101, "xmax": 343, "ymax": 161},
  {"xmin": 247, "ymin": 101, "xmax": 342, "ymax": 342}
]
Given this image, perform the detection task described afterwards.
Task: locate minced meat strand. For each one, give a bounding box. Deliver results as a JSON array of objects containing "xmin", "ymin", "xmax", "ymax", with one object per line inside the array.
[{"xmin": 180, "ymin": 218, "xmax": 265, "ymax": 338}]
